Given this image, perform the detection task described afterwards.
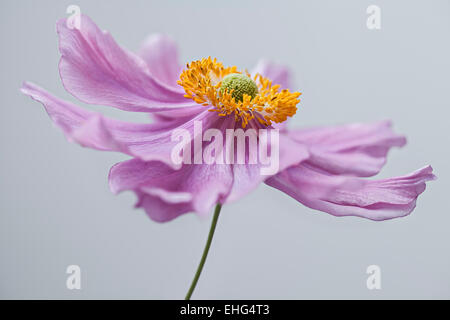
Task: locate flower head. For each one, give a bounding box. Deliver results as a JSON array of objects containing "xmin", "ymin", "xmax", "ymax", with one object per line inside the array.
[
  {"xmin": 21, "ymin": 15, "xmax": 435, "ymax": 223},
  {"xmin": 178, "ymin": 57, "xmax": 301, "ymax": 127}
]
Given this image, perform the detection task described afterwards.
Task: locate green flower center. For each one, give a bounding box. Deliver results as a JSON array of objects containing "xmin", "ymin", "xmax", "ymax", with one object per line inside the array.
[{"xmin": 220, "ymin": 73, "xmax": 259, "ymax": 102}]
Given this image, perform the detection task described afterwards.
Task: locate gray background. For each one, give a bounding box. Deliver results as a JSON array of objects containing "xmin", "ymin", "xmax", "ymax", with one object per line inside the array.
[{"xmin": 1, "ymin": 0, "xmax": 449, "ymax": 299}]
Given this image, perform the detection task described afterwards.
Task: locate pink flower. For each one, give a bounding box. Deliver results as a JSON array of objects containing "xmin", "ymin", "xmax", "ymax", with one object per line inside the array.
[{"xmin": 21, "ymin": 15, "xmax": 435, "ymax": 223}]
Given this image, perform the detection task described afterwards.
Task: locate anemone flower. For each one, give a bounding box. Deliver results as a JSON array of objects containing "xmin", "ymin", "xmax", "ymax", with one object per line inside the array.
[{"xmin": 21, "ymin": 15, "xmax": 435, "ymax": 299}]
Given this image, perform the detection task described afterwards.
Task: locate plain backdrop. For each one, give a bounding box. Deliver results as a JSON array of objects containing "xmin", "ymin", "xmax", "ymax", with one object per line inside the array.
[{"xmin": 1, "ymin": 0, "xmax": 449, "ymax": 299}]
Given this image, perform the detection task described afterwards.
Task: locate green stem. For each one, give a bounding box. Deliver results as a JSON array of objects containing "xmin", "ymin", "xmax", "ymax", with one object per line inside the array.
[{"xmin": 185, "ymin": 203, "xmax": 222, "ymax": 300}]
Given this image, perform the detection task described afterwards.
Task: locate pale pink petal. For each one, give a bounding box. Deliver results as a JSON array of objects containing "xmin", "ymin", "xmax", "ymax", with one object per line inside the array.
[
  {"xmin": 139, "ymin": 35, "xmax": 205, "ymax": 121},
  {"xmin": 21, "ymin": 82, "xmax": 216, "ymax": 169},
  {"xmin": 138, "ymin": 34, "xmax": 182, "ymax": 88},
  {"xmin": 266, "ymin": 164, "xmax": 436, "ymax": 221},
  {"xmin": 226, "ymin": 133, "xmax": 309, "ymax": 203},
  {"xmin": 150, "ymin": 105, "xmax": 207, "ymax": 123},
  {"xmin": 251, "ymin": 59, "xmax": 292, "ymax": 89},
  {"xmin": 57, "ymin": 15, "xmax": 196, "ymax": 112},
  {"xmin": 108, "ymin": 119, "xmax": 310, "ymax": 216},
  {"xmin": 109, "ymin": 159, "xmax": 233, "ymax": 221},
  {"xmin": 134, "ymin": 190, "xmax": 192, "ymax": 222},
  {"xmin": 288, "ymin": 121, "xmax": 407, "ymax": 177}
]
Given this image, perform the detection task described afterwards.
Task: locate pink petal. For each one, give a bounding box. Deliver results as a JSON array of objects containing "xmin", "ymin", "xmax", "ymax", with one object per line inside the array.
[
  {"xmin": 57, "ymin": 15, "xmax": 196, "ymax": 112},
  {"xmin": 226, "ymin": 133, "xmax": 309, "ymax": 203},
  {"xmin": 266, "ymin": 164, "xmax": 436, "ymax": 221},
  {"xmin": 138, "ymin": 35, "xmax": 207, "ymax": 121},
  {"xmin": 149, "ymin": 101, "xmax": 206, "ymax": 123},
  {"xmin": 108, "ymin": 120, "xmax": 310, "ymax": 217},
  {"xmin": 251, "ymin": 59, "xmax": 292, "ymax": 89},
  {"xmin": 138, "ymin": 34, "xmax": 182, "ymax": 88},
  {"xmin": 21, "ymin": 82, "xmax": 215, "ymax": 169},
  {"xmin": 288, "ymin": 121, "xmax": 407, "ymax": 177},
  {"xmin": 109, "ymin": 159, "xmax": 233, "ymax": 221},
  {"xmin": 134, "ymin": 190, "xmax": 192, "ymax": 222}
]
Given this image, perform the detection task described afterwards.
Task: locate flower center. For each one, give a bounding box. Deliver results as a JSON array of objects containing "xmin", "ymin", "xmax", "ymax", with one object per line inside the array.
[
  {"xmin": 178, "ymin": 57, "xmax": 301, "ymax": 128},
  {"xmin": 220, "ymin": 73, "xmax": 259, "ymax": 102}
]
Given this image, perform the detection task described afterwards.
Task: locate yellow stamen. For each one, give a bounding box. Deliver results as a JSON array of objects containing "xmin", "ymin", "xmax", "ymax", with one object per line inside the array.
[{"xmin": 177, "ymin": 57, "xmax": 301, "ymax": 128}]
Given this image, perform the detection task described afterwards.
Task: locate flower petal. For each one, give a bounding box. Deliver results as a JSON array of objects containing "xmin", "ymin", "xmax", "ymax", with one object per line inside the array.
[
  {"xmin": 21, "ymin": 82, "xmax": 215, "ymax": 169},
  {"xmin": 108, "ymin": 118, "xmax": 309, "ymax": 217},
  {"xmin": 251, "ymin": 59, "xmax": 292, "ymax": 89},
  {"xmin": 134, "ymin": 190, "xmax": 192, "ymax": 222},
  {"xmin": 251, "ymin": 60, "xmax": 295, "ymax": 131},
  {"xmin": 109, "ymin": 159, "xmax": 233, "ymax": 221},
  {"xmin": 226, "ymin": 133, "xmax": 309, "ymax": 203},
  {"xmin": 139, "ymin": 36, "xmax": 206, "ymax": 121},
  {"xmin": 138, "ymin": 34, "xmax": 182, "ymax": 88},
  {"xmin": 288, "ymin": 121, "xmax": 407, "ymax": 177},
  {"xmin": 57, "ymin": 15, "xmax": 196, "ymax": 112},
  {"xmin": 150, "ymin": 104, "xmax": 206, "ymax": 123},
  {"xmin": 266, "ymin": 164, "xmax": 436, "ymax": 221}
]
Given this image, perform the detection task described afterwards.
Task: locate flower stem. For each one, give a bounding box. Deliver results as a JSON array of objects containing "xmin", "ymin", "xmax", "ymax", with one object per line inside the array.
[{"xmin": 185, "ymin": 203, "xmax": 222, "ymax": 300}]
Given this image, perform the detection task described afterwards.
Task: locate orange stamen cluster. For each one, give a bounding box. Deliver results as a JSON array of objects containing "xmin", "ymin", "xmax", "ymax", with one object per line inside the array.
[{"xmin": 178, "ymin": 57, "xmax": 301, "ymax": 128}]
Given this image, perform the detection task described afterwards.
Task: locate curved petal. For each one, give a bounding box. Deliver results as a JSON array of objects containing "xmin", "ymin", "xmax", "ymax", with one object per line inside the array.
[
  {"xmin": 57, "ymin": 15, "xmax": 195, "ymax": 112},
  {"xmin": 21, "ymin": 82, "xmax": 216, "ymax": 169},
  {"xmin": 251, "ymin": 59, "xmax": 292, "ymax": 89},
  {"xmin": 266, "ymin": 164, "xmax": 436, "ymax": 221},
  {"xmin": 150, "ymin": 105, "xmax": 207, "ymax": 123},
  {"xmin": 226, "ymin": 133, "xmax": 309, "ymax": 203},
  {"xmin": 140, "ymin": 35, "xmax": 206, "ymax": 122},
  {"xmin": 108, "ymin": 118, "xmax": 309, "ymax": 218},
  {"xmin": 138, "ymin": 34, "xmax": 182, "ymax": 88},
  {"xmin": 109, "ymin": 159, "xmax": 233, "ymax": 221},
  {"xmin": 134, "ymin": 190, "xmax": 192, "ymax": 222},
  {"xmin": 288, "ymin": 121, "xmax": 407, "ymax": 177}
]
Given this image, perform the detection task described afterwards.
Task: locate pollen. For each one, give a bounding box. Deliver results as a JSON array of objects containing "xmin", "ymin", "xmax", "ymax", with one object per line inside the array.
[
  {"xmin": 220, "ymin": 73, "xmax": 259, "ymax": 102},
  {"xmin": 177, "ymin": 57, "xmax": 301, "ymax": 128}
]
